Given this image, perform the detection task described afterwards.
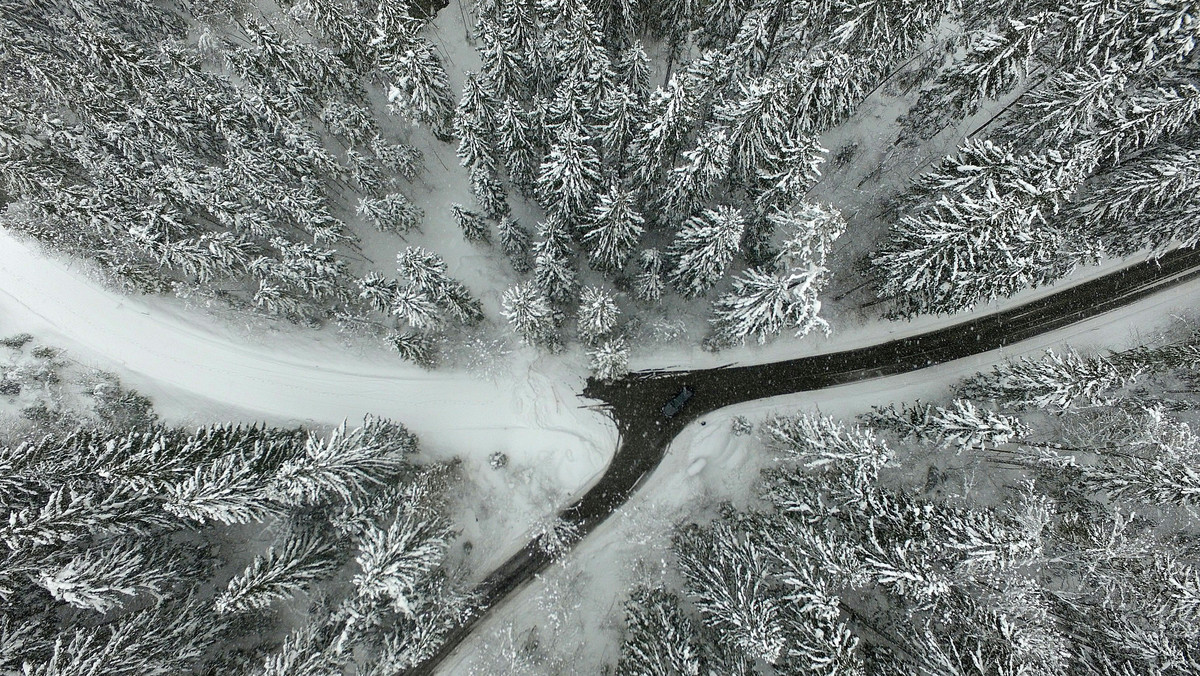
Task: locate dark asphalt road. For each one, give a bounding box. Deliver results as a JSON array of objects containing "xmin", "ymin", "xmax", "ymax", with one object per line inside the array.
[{"xmin": 403, "ymin": 246, "xmax": 1200, "ymax": 675}]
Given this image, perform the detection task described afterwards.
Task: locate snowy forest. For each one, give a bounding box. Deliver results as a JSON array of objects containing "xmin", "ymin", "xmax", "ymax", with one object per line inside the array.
[
  {"xmin": 4, "ymin": 0, "xmax": 1196, "ymax": 372},
  {"xmin": 0, "ymin": 333, "xmax": 471, "ymax": 673},
  {"xmin": 3, "ymin": 0, "xmax": 1200, "ymax": 673},
  {"xmin": 615, "ymin": 331, "xmax": 1200, "ymax": 675}
]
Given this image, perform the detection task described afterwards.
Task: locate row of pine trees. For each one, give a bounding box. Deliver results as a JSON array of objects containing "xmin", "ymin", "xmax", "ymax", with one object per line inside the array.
[
  {"xmin": 615, "ymin": 332, "xmax": 1200, "ymax": 674},
  {"xmin": 0, "ymin": 336, "xmax": 466, "ymax": 674},
  {"xmin": 4, "ymin": 0, "xmax": 1196, "ymax": 370}
]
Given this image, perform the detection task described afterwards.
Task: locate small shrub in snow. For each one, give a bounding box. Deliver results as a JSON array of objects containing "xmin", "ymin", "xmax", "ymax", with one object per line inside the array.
[
  {"xmin": 489, "ymin": 452, "xmax": 509, "ymax": 469},
  {"xmin": 731, "ymin": 416, "xmax": 753, "ymax": 436},
  {"xmin": 0, "ymin": 333, "xmax": 33, "ymax": 349}
]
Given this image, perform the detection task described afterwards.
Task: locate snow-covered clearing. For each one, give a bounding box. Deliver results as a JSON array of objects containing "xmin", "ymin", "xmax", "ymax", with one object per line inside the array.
[{"xmin": 0, "ymin": 230, "xmax": 614, "ymax": 575}]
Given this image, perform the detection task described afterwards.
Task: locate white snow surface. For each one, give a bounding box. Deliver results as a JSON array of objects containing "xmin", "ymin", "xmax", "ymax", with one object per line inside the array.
[{"xmin": 0, "ymin": 229, "xmax": 615, "ymax": 574}]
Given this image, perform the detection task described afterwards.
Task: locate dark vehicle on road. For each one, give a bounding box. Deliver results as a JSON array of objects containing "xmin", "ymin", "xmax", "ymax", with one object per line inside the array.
[{"xmin": 661, "ymin": 386, "xmax": 693, "ymax": 418}]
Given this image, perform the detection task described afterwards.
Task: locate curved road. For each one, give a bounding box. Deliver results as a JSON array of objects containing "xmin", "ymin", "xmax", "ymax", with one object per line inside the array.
[{"xmin": 405, "ymin": 245, "xmax": 1200, "ymax": 675}]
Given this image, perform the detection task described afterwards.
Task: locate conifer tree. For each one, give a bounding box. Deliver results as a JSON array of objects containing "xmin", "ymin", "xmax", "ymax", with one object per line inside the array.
[
  {"xmin": 668, "ymin": 206, "xmax": 746, "ymax": 298},
  {"xmin": 582, "ymin": 183, "xmax": 645, "ymax": 272},
  {"xmin": 532, "ymin": 218, "xmax": 579, "ymax": 303},
  {"xmin": 469, "ymin": 162, "xmax": 510, "ymax": 219},
  {"xmin": 957, "ymin": 348, "xmax": 1132, "ymax": 410},
  {"xmin": 352, "ymin": 502, "xmax": 451, "ymax": 615},
  {"xmin": 676, "ymin": 522, "xmax": 787, "ymax": 665},
  {"xmin": 374, "ymin": 10, "xmax": 455, "ymax": 134},
  {"xmin": 36, "ymin": 540, "xmax": 175, "ymax": 614},
  {"xmin": 498, "ymin": 216, "xmax": 533, "ymax": 274},
  {"xmin": 577, "ymin": 286, "xmax": 620, "ymax": 344},
  {"xmin": 501, "ymin": 282, "xmax": 558, "ymax": 347},
  {"xmin": 617, "ymin": 587, "xmax": 703, "ymax": 676},
  {"xmin": 357, "ymin": 194, "xmax": 423, "ymax": 235},
  {"xmin": 269, "ymin": 419, "xmax": 417, "ymax": 507},
  {"xmin": 535, "ymin": 125, "xmax": 604, "ymax": 220},
  {"xmin": 451, "ymin": 204, "xmax": 492, "ymax": 245},
  {"xmin": 634, "ymin": 249, "xmax": 666, "ymax": 302},
  {"xmin": 589, "ymin": 336, "xmax": 631, "ymax": 381},
  {"xmin": 395, "ymin": 247, "xmax": 484, "ymax": 325},
  {"xmin": 215, "ymin": 532, "xmax": 338, "ymax": 614},
  {"xmin": 863, "ymin": 399, "xmax": 1029, "ymax": 449},
  {"xmin": 387, "ymin": 331, "xmax": 437, "ymax": 367},
  {"xmin": 874, "ymin": 141, "xmax": 1096, "ymax": 316}
]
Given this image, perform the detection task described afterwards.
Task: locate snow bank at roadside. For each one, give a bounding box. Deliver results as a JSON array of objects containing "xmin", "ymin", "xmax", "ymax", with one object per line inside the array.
[{"xmin": 0, "ymin": 230, "xmax": 615, "ymax": 574}]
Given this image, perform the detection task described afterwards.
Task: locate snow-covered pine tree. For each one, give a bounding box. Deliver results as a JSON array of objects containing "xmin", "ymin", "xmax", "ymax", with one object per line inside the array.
[
  {"xmin": 1071, "ymin": 141, "xmax": 1200, "ymax": 255},
  {"xmin": 762, "ymin": 413, "xmax": 892, "ymax": 478},
  {"xmin": 675, "ymin": 521, "xmax": 787, "ymax": 665},
  {"xmin": 627, "ymin": 73, "xmax": 699, "ymax": 186},
  {"xmin": 450, "ymin": 204, "xmax": 491, "ymax": 245},
  {"xmin": 371, "ymin": 135, "xmax": 423, "ymax": 180},
  {"xmin": 772, "ymin": 202, "xmax": 844, "ymax": 270},
  {"xmin": 872, "ymin": 188, "xmax": 1082, "ymax": 317},
  {"xmin": 535, "ymin": 125, "xmax": 604, "ymax": 220},
  {"xmin": 634, "ymin": 248, "xmax": 666, "ymax": 302},
  {"xmin": 1047, "ymin": 406, "xmax": 1200, "ymax": 508},
  {"xmin": 374, "ymin": 7, "xmax": 454, "ymax": 134},
  {"xmin": 352, "ymin": 501, "xmax": 451, "ymax": 615},
  {"xmin": 320, "ymin": 100, "xmax": 377, "ymax": 147},
  {"xmin": 395, "ymin": 247, "xmax": 484, "ymax": 325},
  {"xmin": 493, "ymin": 102, "xmax": 540, "ymax": 190},
  {"xmin": 268, "ymin": 418, "xmax": 417, "ymax": 507},
  {"xmin": 35, "ymin": 540, "xmax": 175, "ymax": 614},
  {"xmin": 357, "ymin": 193, "xmax": 423, "ymax": 235},
  {"xmin": 589, "ymin": 336, "xmax": 631, "ymax": 381},
  {"xmin": 214, "ymin": 531, "xmax": 338, "ymax": 614},
  {"xmin": 498, "ymin": 216, "xmax": 533, "ymax": 273},
  {"xmin": 454, "ymin": 72, "xmax": 498, "ymax": 169},
  {"xmin": 660, "ymin": 125, "xmax": 733, "ymax": 217},
  {"xmin": 920, "ymin": 13, "xmax": 1051, "ymax": 124},
  {"xmin": 582, "ymin": 182, "xmax": 645, "ymax": 272},
  {"xmin": 577, "ymin": 286, "xmax": 620, "ymax": 344},
  {"xmin": 164, "ymin": 454, "xmax": 275, "ymax": 526},
  {"xmin": 532, "ymin": 217, "xmax": 579, "ymax": 303},
  {"xmin": 668, "ymin": 206, "xmax": 746, "ymax": 298},
  {"xmin": 390, "ymin": 285, "xmax": 441, "ymax": 331},
  {"xmin": 862, "ymin": 399, "xmax": 1029, "ymax": 449},
  {"xmin": 956, "ymin": 348, "xmax": 1132, "ymax": 410},
  {"xmin": 469, "ymin": 162, "xmax": 510, "ymax": 219},
  {"xmin": 709, "ymin": 202, "xmax": 844, "ymax": 347},
  {"xmin": 253, "ymin": 622, "xmax": 347, "ymax": 676},
  {"xmin": 501, "ymin": 282, "xmax": 559, "ymax": 347},
  {"xmin": 617, "ymin": 586, "xmax": 703, "ymax": 676},
  {"xmin": 709, "ymin": 268, "xmax": 830, "ymax": 347},
  {"xmin": 387, "ymin": 331, "xmax": 437, "ymax": 367},
  {"xmin": 596, "ymin": 84, "xmax": 643, "ymax": 161}
]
